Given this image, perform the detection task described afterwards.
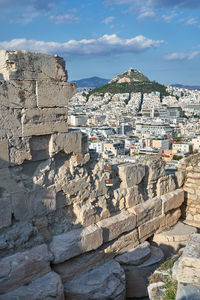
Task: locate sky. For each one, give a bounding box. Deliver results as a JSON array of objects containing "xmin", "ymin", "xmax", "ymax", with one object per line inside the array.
[{"xmin": 0, "ymin": 0, "xmax": 200, "ymax": 85}]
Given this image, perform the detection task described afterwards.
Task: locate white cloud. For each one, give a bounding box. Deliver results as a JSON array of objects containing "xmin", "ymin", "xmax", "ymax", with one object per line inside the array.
[
  {"xmin": 50, "ymin": 13, "xmax": 80, "ymax": 24},
  {"xmin": 185, "ymin": 17, "xmax": 198, "ymax": 26},
  {"xmin": 165, "ymin": 51, "xmax": 200, "ymax": 60},
  {"xmin": 179, "ymin": 17, "xmax": 200, "ymax": 28},
  {"xmin": 9, "ymin": 11, "xmax": 40, "ymax": 24},
  {"xmin": 137, "ymin": 11, "xmax": 156, "ymax": 20},
  {"xmin": 103, "ymin": 16, "xmax": 115, "ymax": 24},
  {"xmin": 162, "ymin": 12, "xmax": 177, "ymax": 23},
  {"xmin": 0, "ymin": 35, "xmax": 165, "ymax": 57},
  {"xmin": 104, "ymin": 0, "xmax": 200, "ymax": 10},
  {"xmin": 104, "ymin": 0, "xmax": 134, "ymax": 4},
  {"xmin": 0, "ymin": 0, "xmax": 58, "ymax": 23},
  {"xmin": 104, "ymin": 0, "xmax": 200, "ymax": 25},
  {"xmin": 0, "ymin": 0, "xmax": 57, "ymax": 12}
]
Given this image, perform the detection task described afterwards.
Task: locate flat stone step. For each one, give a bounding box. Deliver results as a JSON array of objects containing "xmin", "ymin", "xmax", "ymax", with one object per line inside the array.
[
  {"xmin": 119, "ymin": 246, "xmax": 164, "ymax": 298},
  {"xmin": 115, "ymin": 241, "xmax": 151, "ymax": 266},
  {"xmin": 153, "ymin": 221, "xmax": 198, "ymax": 256},
  {"xmin": 183, "ymin": 219, "xmax": 200, "ymax": 229},
  {"xmin": 64, "ymin": 260, "xmax": 126, "ymax": 300}
]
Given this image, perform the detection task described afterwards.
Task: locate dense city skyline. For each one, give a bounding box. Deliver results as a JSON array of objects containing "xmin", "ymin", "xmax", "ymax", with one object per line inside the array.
[{"xmin": 0, "ymin": 0, "xmax": 199, "ymax": 85}]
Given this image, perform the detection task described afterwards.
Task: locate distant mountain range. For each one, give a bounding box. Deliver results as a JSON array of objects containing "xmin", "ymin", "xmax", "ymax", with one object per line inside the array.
[
  {"xmin": 73, "ymin": 76, "xmax": 110, "ymax": 88},
  {"xmin": 171, "ymin": 84, "xmax": 200, "ymax": 90}
]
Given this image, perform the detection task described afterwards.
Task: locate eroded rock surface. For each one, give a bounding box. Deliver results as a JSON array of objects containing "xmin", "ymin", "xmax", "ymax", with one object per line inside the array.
[{"xmin": 64, "ymin": 260, "xmax": 126, "ymax": 300}]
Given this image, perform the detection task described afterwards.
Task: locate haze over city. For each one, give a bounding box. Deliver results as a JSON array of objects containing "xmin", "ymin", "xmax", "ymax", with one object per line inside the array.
[{"xmin": 0, "ymin": 0, "xmax": 199, "ymax": 84}]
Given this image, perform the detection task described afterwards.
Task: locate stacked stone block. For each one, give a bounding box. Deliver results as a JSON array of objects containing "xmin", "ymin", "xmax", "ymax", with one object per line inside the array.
[
  {"xmin": 0, "ymin": 50, "xmax": 78, "ymax": 231},
  {"xmin": 172, "ymin": 234, "xmax": 200, "ymax": 299},
  {"xmin": 0, "ymin": 50, "xmax": 76, "ymax": 164},
  {"xmin": 179, "ymin": 153, "xmax": 200, "ymax": 225}
]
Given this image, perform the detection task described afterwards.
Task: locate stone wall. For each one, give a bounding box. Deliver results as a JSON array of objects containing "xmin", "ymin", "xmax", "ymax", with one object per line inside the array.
[
  {"xmin": 172, "ymin": 233, "xmax": 200, "ymax": 299},
  {"xmin": 178, "ymin": 153, "xmax": 200, "ymax": 226},
  {"xmin": 0, "ymin": 51, "xmax": 186, "ymax": 299}
]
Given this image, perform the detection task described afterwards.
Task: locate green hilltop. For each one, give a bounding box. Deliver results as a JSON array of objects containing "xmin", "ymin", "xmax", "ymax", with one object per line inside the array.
[{"xmin": 88, "ymin": 68, "xmax": 169, "ymax": 98}]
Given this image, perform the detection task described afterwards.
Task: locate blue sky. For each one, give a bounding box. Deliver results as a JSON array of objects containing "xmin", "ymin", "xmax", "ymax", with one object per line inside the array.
[{"xmin": 0, "ymin": 0, "xmax": 199, "ymax": 85}]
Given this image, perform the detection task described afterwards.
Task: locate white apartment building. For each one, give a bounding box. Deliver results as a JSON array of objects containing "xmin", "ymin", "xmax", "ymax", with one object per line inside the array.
[
  {"xmin": 136, "ymin": 121, "xmax": 173, "ymax": 135},
  {"xmin": 89, "ymin": 141, "xmax": 104, "ymax": 153},
  {"xmin": 70, "ymin": 114, "xmax": 88, "ymax": 126}
]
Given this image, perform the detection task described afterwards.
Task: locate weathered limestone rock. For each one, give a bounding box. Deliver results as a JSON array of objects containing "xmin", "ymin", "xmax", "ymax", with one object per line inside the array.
[
  {"xmin": 138, "ymin": 215, "xmax": 165, "ymax": 241},
  {"xmin": 29, "ymin": 185, "xmax": 57, "ymax": 217},
  {"xmin": 72, "ymin": 202, "xmax": 103, "ymax": 227},
  {"xmin": 49, "ymin": 224, "xmax": 103, "ymax": 263},
  {"xmin": 148, "ymin": 282, "xmax": 166, "ymax": 300},
  {"xmin": 153, "ymin": 222, "xmax": 197, "ymax": 256},
  {"xmin": 176, "ymin": 282, "xmax": 200, "ymax": 300},
  {"xmin": 36, "ymin": 80, "xmax": 75, "ymax": 108},
  {"xmin": 34, "ymin": 216, "xmax": 51, "ymax": 240},
  {"xmin": 121, "ymin": 246, "xmax": 164, "ymax": 298},
  {"xmin": 0, "ymin": 195, "xmax": 12, "ymax": 229},
  {"xmin": 161, "ymin": 189, "xmax": 184, "ymax": 214},
  {"xmin": 0, "ymin": 140, "xmax": 9, "ymax": 168},
  {"xmin": 9, "ymin": 137, "xmax": 32, "ymax": 164},
  {"xmin": 175, "ymin": 169, "xmax": 186, "ymax": 188},
  {"xmin": 0, "ymin": 80, "xmax": 37, "ymax": 108},
  {"xmin": 0, "ymin": 107, "xmax": 22, "ymax": 138},
  {"xmin": 125, "ymin": 186, "xmax": 140, "ymax": 208},
  {"xmin": 53, "ymin": 249, "xmax": 106, "ymax": 282},
  {"xmin": 49, "ymin": 131, "xmax": 84, "ymax": 156},
  {"xmin": 156, "ymin": 175, "xmax": 176, "ymax": 197},
  {"xmin": 144, "ymin": 156, "xmax": 165, "ymax": 183},
  {"xmin": 0, "ymin": 167, "xmax": 25, "ymax": 194},
  {"xmin": 0, "ymin": 272, "xmax": 64, "ymax": 300},
  {"xmin": 53, "ymin": 230, "xmax": 139, "ymax": 283},
  {"xmin": 0, "ymin": 244, "xmax": 52, "ymax": 294},
  {"xmin": 179, "ymin": 154, "xmax": 200, "ymax": 224},
  {"xmin": 0, "ymin": 221, "xmax": 42, "ymax": 257},
  {"xmin": 115, "ymin": 241, "xmax": 151, "ymax": 266},
  {"xmin": 129, "ymin": 197, "xmax": 162, "ymax": 226},
  {"xmin": 21, "ymin": 107, "xmax": 68, "ymax": 136},
  {"xmin": 97, "ymin": 210, "xmax": 136, "ymax": 242},
  {"xmin": 103, "ymin": 229, "xmax": 139, "ymax": 256},
  {"xmin": 118, "ymin": 163, "xmax": 145, "ymax": 188},
  {"xmin": 0, "ymin": 50, "xmax": 67, "ymax": 81},
  {"xmin": 165, "ymin": 208, "xmax": 182, "ymax": 228},
  {"xmin": 173, "ymin": 233, "xmax": 200, "ymax": 285},
  {"xmin": 64, "ymin": 260, "xmax": 126, "ymax": 300}
]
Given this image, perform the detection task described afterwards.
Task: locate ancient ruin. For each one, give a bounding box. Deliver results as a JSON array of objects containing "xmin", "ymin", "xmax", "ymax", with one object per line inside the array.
[{"xmin": 0, "ymin": 50, "xmax": 199, "ymax": 299}]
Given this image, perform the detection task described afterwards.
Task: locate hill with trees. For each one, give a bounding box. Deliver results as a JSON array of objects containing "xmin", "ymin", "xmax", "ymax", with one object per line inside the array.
[{"xmin": 88, "ymin": 68, "xmax": 169, "ymax": 98}]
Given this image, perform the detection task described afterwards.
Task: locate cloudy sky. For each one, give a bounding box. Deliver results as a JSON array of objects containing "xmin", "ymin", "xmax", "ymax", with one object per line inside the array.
[{"xmin": 0, "ymin": 0, "xmax": 199, "ymax": 84}]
